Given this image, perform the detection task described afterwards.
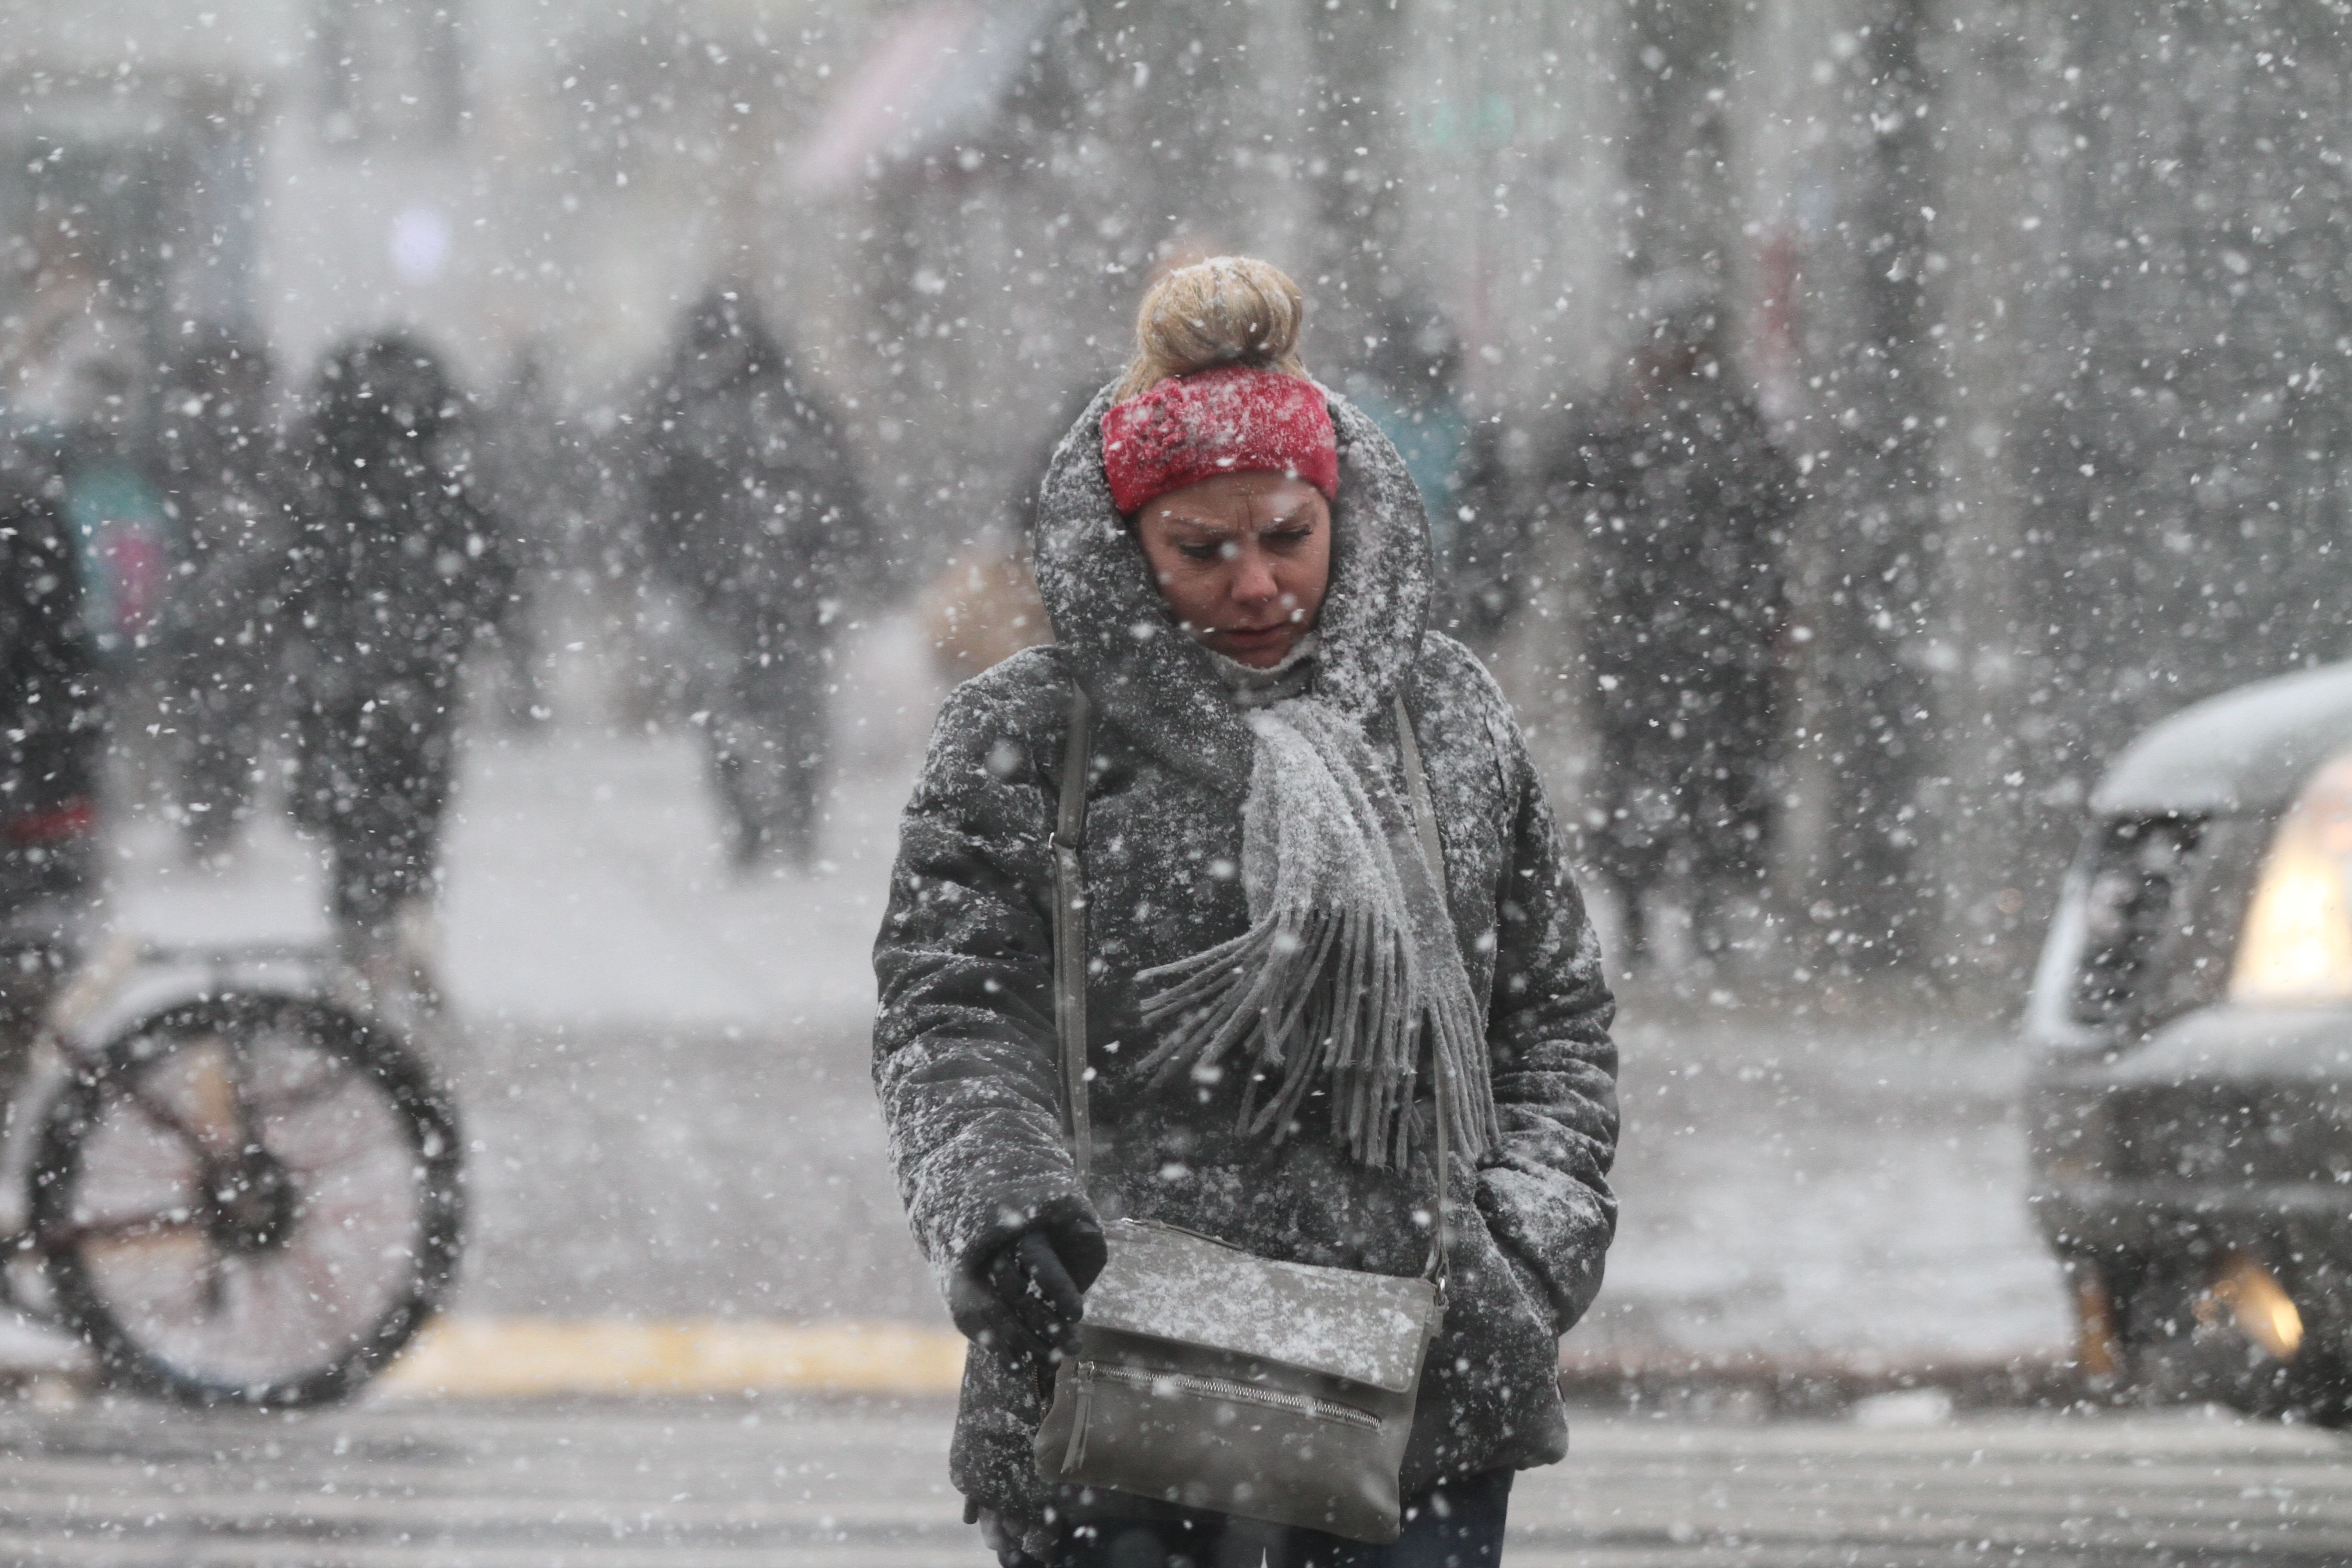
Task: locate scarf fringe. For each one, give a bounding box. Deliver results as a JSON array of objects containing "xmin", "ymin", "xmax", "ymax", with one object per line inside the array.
[
  {"xmin": 1136, "ymin": 904, "xmax": 1500, "ymax": 1172},
  {"xmin": 1130, "ymin": 693, "xmax": 1503, "ymax": 1172}
]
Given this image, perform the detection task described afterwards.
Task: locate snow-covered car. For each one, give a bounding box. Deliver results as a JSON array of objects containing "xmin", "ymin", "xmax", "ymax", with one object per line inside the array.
[{"xmin": 2025, "ymin": 662, "xmax": 2352, "ymax": 1422}]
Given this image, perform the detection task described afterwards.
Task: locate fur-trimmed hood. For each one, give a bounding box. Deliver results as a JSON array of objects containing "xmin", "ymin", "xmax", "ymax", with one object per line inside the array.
[{"xmin": 1031, "ymin": 381, "xmax": 1436, "ymax": 790}]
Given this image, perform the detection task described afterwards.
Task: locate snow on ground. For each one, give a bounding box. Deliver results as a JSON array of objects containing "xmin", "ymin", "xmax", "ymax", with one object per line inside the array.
[
  {"xmin": 87, "ymin": 612, "xmax": 2071, "ymax": 1358},
  {"xmin": 108, "ymin": 614, "xmax": 936, "ymax": 1033},
  {"xmin": 1588, "ymin": 1001, "xmax": 2072, "ymax": 1363}
]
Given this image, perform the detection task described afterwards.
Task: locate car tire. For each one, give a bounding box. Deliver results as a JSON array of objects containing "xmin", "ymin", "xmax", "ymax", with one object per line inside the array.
[{"xmin": 2094, "ymin": 1255, "xmax": 2352, "ymax": 1426}]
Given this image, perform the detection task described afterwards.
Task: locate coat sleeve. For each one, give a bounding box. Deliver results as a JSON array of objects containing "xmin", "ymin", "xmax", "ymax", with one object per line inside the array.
[
  {"xmin": 274, "ymin": 432, "xmax": 327, "ymax": 628},
  {"xmin": 872, "ymin": 661, "xmax": 1093, "ymax": 1302},
  {"xmin": 1473, "ymin": 705, "xmax": 1621, "ymax": 1338},
  {"xmin": 1743, "ymin": 413, "xmax": 1801, "ymax": 644},
  {"xmin": 0, "ymin": 476, "xmax": 99, "ymax": 816},
  {"xmin": 451, "ymin": 481, "xmax": 520, "ymax": 636}
]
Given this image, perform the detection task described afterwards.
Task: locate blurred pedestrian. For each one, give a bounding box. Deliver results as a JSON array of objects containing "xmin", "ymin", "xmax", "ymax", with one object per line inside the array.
[
  {"xmin": 44, "ymin": 363, "xmax": 172, "ymax": 676},
  {"xmin": 874, "ymin": 257, "xmax": 1617, "ymax": 1568},
  {"xmin": 478, "ymin": 340, "xmax": 582, "ymax": 729},
  {"xmin": 155, "ymin": 327, "xmax": 287, "ymax": 858},
  {"xmin": 917, "ymin": 541, "xmax": 1047, "ymax": 685},
  {"xmin": 0, "ymin": 238, "xmax": 170, "ymax": 685},
  {"xmin": 281, "ymin": 335, "xmax": 512, "ymax": 1014},
  {"xmin": 1544, "ymin": 273, "xmax": 1798, "ymax": 963},
  {"xmin": 916, "ymin": 384, "xmax": 1094, "ymax": 687},
  {"xmin": 0, "ymin": 439, "xmax": 102, "ymax": 1124},
  {"xmin": 1341, "ymin": 309, "xmax": 1523, "ymax": 651},
  {"xmin": 637, "ymin": 288, "xmax": 874, "ymax": 868}
]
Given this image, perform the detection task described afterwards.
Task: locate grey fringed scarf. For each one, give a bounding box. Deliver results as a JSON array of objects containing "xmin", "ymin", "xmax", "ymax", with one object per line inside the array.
[{"xmin": 1135, "ymin": 652, "xmax": 1502, "ymax": 1171}]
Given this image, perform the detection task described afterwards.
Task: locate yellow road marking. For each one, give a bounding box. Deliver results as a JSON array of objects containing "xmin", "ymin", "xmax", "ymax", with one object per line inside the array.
[{"xmin": 375, "ymin": 1318, "xmax": 965, "ymax": 1398}]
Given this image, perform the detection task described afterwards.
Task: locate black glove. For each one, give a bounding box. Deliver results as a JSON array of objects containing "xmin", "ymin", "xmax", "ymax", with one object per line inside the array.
[
  {"xmin": 970, "ymin": 1498, "xmax": 1055, "ymax": 1568},
  {"xmin": 980, "ymin": 1215, "xmax": 1107, "ymax": 1362}
]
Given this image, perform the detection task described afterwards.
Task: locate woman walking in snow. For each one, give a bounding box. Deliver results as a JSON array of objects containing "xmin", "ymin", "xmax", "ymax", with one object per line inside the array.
[{"xmin": 873, "ymin": 258, "xmax": 1619, "ymax": 1568}]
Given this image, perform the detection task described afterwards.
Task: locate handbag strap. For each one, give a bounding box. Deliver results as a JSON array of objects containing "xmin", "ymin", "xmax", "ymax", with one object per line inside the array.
[
  {"xmin": 1048, "ymin": 682, "xmax": 1456, "ymax": 1289},
  {"xmin": 1391, "ymin": 691, "xmax": 1452, "ymax": 1294},
  {"xmin": 1052, "ymin": 684, "xmax": 1095, "ymax": 1182}
]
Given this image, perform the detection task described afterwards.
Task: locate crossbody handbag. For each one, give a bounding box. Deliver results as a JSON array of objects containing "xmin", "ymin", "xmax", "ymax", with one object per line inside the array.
[{"xmin": 1031, "ymin": 685, "xmax": 1455, "ymax": 1545}]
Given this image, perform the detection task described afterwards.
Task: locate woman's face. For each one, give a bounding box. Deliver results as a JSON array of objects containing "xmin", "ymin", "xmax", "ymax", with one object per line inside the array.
[{"xmin": 1133, "ymin": 471, "xmax": 1332, "ymax": 668}]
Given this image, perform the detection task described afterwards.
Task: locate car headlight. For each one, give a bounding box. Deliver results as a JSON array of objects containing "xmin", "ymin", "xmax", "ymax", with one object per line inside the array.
[{"xmin": 2232, "ymin": 753, "xmax": 2352, "ymax": 1003}]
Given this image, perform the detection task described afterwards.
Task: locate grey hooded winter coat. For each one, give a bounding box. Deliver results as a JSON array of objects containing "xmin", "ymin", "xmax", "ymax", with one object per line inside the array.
[{"xmin": 874, "ymin": 385, "xmax": 1619, "ymax": 1523}]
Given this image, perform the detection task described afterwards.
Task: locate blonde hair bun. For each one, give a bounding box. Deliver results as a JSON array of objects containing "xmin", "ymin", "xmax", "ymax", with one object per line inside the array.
[{"xmin": 1117, "ymin": 256, "xmax": 1309, "ymax": 399}]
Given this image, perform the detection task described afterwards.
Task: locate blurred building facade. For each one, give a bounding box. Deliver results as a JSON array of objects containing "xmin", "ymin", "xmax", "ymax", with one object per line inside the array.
[{"xmin": 0, "ymin": 0, "xmax": 879, "ymax": 402}]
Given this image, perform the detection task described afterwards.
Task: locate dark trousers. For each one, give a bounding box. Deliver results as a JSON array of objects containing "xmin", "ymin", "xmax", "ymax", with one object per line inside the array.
[
  {"xmin": 697, "ymin": 622, "xmax": 826, "ymax": 867},
  {"xmin": 290, "ymin": 681, "xmax": 457, "ymax": 931},
  {"xmin": 175, "ymin": 647, "xmax": 272, "ymax": 848},
  {"xmin": 1058, "ymin": 1471, "xmax": 1511, "ymax": 1568},
  {"xmin": 0, "ymin": 838, "xmax": 93, "ymax": 1127}
]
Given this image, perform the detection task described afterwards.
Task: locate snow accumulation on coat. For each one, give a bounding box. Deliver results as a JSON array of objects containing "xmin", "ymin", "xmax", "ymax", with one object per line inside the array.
[{"xmin": 872, "ymin": 381, "xmax": 1620, "ymax": 1520}]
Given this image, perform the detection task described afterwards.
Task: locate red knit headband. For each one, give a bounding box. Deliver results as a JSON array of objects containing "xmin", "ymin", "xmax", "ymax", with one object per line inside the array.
[{"xmin": 1100, "ymin": 366, "xmax": 1339, "ymax": 515}]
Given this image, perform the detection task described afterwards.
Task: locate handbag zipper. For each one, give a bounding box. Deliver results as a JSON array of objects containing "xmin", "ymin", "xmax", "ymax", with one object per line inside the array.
[
  {"xmin": 1078, "ymin": 1360, "xmax": 1382, "ymax": 1432},
  {"xmin": 1063, "ymin": 1361, "xmax": 1093, "ymax": 1471}
]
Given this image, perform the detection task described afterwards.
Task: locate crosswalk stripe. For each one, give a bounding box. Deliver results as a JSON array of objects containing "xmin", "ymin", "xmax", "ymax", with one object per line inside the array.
[
  {"xmin": 372, "ymin": 1318, "xmax": 967, "ymax": 1398},
  {"xmin": 0, "ymin": 1536, "xmax": 982, "ymax": 1568},
  {"xmin": 5, "ymin": 1398, "xmax": 2348, "ymax": 1566}
]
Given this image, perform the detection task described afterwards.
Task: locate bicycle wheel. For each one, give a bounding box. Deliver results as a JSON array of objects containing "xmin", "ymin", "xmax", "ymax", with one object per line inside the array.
[{"xmin": 32, "ymin": 991, "xmax": 464, "ymax": 1406}]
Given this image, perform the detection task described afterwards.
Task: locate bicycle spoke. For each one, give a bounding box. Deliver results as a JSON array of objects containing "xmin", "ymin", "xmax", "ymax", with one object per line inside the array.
[
  {"xmin": 120, "ymin": 1080, "xmax": 218, "ymax": 1159},
  {"xmin": 292, "ymin": 1247, "xmax": 352, "ymax": 1326},
  {"xmin": 270, "ymin": 1123, "xmax": 410, "ymax": 1185},
  {"xmin": 242, "ymin": 1252, "xmax": 338, "ymax": 1353},
  {"xmin": 198, "ymin": 1245, "xmax": 229, "ymax": 1319},
  {"xmin": 45, "ymin": 1209, "xmax": 210, "ymax": 1251},
  {"xmin": 178, "ymin": 1038, "xmax": 242, "ymax": 1132},
  {"xmin": 74, "ymin": 1231, "xmax": 217, "ymax": 1320},
  {"xmin": 246, "ymin": 1063, "xmax": 360, "ymax": 1120},
  {"xmin": 218, "ymin": 1034, "xmax": 268, "ymax": 1170},
  {"xmin": 122, "ymin": 1042, "xmax": 245, "ymax": 1161}
]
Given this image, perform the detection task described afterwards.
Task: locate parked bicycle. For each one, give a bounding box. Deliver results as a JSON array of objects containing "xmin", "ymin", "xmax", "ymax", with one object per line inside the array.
[{"xmin": 0, "ymin": 936, "xmax": 464, "ymax": 1406}]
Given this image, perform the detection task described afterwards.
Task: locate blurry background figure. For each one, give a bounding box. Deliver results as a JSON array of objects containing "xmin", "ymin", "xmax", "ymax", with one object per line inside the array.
[
  {"xmin": 155, "ymin": 327, "xmax": 285, "ymax": 860},
  {"xmin": 0, "ymin": 239, "xmax": 140, "ymax": 439},
  {"xmin": 0, "ymin": 439, "xmax": 102, "ymax": 1126},
  {"xmin": 478, "ymin": 339, "xmax": 581, "ymax": 730},
  {"xmin": 1545, "ymin": 271, "xmax": 1798, "ymax": 967},
  {"xmin": 915, "ymin": 382, "xmax": 1088, "ymax": 688},
  {"xmin": 54, "ymin": 357, "xmax": 172, "ymax": 673},
  {"xmin": 918, "ymin": 538, "xmax": 1046, "ymax": 686},
  {"xmin": 1341, "ymin": 309, "xmax": 1468, "ymax": 554},
  {"xmin": 636, "ymin": 287, "xmax": 874, "ymax": 870},
  {"xmin": 0, "ymin": 250, "xmax": 175, "ymax": 688},
  {"xmin": 281, "ymin": 334, "xmax": 513, "ymax": 1019},
  {"xmin": 1339, "ymin": 308, "xmax": 1521, "ymax": 650}
]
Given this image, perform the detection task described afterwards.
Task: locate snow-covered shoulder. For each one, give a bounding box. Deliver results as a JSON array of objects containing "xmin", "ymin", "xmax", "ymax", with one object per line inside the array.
[{"xmin": 906, "ymin": 644, "xmax": 1078, "ymax": 808}]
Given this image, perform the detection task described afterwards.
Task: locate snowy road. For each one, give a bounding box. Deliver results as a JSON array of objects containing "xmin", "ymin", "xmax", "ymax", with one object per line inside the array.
[
  {"xmin": 88, "ymin": 618, "xmax": 2070, "ymax": 1361},
  {"xmin": 2, "ymin": 1395, "xmax": 2346, "ymax": 1566},
  {"xmin": 1592, "ymin": 1000, "xmax": 2072, "ymax": 1365}
]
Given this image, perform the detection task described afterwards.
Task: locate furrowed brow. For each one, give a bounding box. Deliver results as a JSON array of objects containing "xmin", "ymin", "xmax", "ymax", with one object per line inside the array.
[{"xmin": 1163, "ymin": 513, "xmax": 1240, "ymax": 535}]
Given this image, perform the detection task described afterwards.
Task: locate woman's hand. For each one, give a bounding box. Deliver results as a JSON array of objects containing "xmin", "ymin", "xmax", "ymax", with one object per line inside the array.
[{"xmin": 981, "ymin": 1217, "xmax": 1107, "ymax": 1361}]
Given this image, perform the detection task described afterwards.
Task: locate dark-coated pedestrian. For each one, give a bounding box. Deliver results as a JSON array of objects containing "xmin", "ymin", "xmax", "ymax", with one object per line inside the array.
[
  {"xmin": 478, "ymin": 340, "xmax": 585, "ymax": 729},
  {"xmin": 1336, "ymin": 309, "xmax": 1523, "ymax": 651},
  {"xmin": 0, "ymin": 438, "xmax": 101, "ymax": 1122},
  {"xmin": 280, "ymin": 334, "xmax": 512, "ymax": 1013},
  {"xmin": 637, "ymin": 289, "xmax": 874, "ymax": 868},
  {"xmin": 873, "ymin": 258, "xmax": 1619, "ymax": 1568},
  {"xmin": 155, "ymin": 327, "xmax": 288, "ymax": 858},
  {"xmin": 1543, "ymin": 275, "xmax": 1798, "ymax": 964}
]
